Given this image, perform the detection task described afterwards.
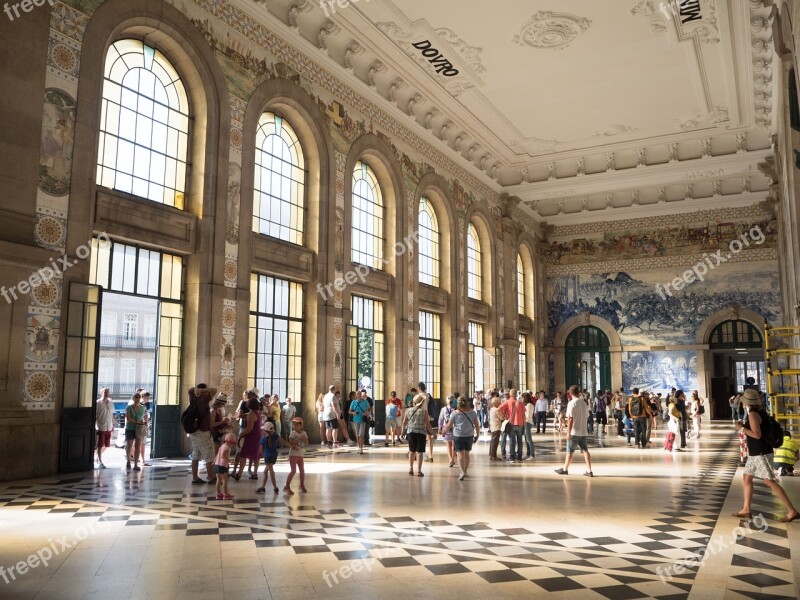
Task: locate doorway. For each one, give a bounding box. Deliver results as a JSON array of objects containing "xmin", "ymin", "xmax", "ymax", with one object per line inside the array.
[
  {"xmin": 709, "ymin": 319, "xmax": 764, "ymax": 419},
  {"xmin": 565, "ymin": 326, "xmax": 611, "ymax": 394},
  {"xmin": 346, "ymin": 296, "xmax": 385, "ymax": 433},
  {"xmin": 83, "ymin": 238, "xmax": 185, "ymax": 463}
]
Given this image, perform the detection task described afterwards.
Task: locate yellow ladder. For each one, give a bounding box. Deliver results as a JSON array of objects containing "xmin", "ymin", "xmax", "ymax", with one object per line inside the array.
[{"xmin": 765, "ymin": 323, "xmax": 800, "ymax": 433}]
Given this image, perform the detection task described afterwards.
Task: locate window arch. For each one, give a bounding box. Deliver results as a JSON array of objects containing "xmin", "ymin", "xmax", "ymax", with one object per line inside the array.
[
  {"xmin": 418, "ymin": 196, "xmax": 440, "ymax": 287},
  {"xmin": 352, "ymin": 160, "xmax": 384, "ymax": 269},
  {"xmin": 253, "ymin": 112, "xmax": 305, "ymax": 244},
  {"xmin": 97, "ymin": 39, "xmax": 189, "ymax": 208},
  {"xmin": 517, "ymin": 253, "xmax": 525, "ymax": 315},
  {"xmin": 467, "ymin": 223, "xmax": 482, "ymax": 301}
]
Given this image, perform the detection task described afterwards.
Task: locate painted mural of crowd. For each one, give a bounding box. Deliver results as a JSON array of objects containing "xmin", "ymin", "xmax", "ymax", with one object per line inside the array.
[
  {"xmin": 542, "ymin": 218, "xmax": 777, "ymax": 265},
  {"xmin": 548, "ymin": 273, "xmax": 779, "ymax": 345},
  {"xmin": 622, "ymin": 352, "xmax": 697, "ymax": 394}
]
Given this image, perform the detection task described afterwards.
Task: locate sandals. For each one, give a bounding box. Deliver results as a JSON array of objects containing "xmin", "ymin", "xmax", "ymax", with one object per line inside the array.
[
  {"xmin": 231, "ymin": 474, "xmax": 241, "ymax": 482},
  {"xmin": 408, "ymin": 469, "xmax": 414, "ymax": 476},
  {"xmin": 191, "ymin": 478, "xmax": 205, "ymax": 485},
  {"xmin": 731, "ymin": 511, "xmax": 752, "ymax": 518},
  {"xmin": 299, "ymin": 485, "xmax": 307, "ymax": 493},
  {"xmin": 779, "ymin": 513, "xmax": 800, "ymax": 523},
  {"xmin": 417, "ymin": 472, "xmax": 424, "ymax": 477},
  {"xmin": 255, "ymin": 487, "xmax": 265, "ymax": 493},
  {"xmin": 249, "ymin": 474, "xmax": 258, "ymax": 480}
]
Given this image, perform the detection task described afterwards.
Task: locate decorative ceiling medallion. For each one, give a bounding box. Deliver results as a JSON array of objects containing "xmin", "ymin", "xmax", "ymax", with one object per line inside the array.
[{"xmin": 513, "ymin": 11, "xmax": 592, "ymax": 50}]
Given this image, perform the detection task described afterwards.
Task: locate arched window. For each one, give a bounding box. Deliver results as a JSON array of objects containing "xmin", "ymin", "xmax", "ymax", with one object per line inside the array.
[
  {"xmin": 352, "ymin": 160, "xmax": 384, "ymax": 269},
  {"xmin": 418, "ymin": 196, "xmax": 440, "ymax": 287},
  {"xmin": 97, "ymin": 39, "xmax": 189, "ymax": 208},
  {"xmin": 253, "ymin": 112, "xmax": 305, "ymax": 245},
  {"xmin": 467, "ymin": 223, "xmax": 482, "ymax": 300},
  {"xmin": 517, "ymin": 253, "xmax": 525, "ymax": 315}
]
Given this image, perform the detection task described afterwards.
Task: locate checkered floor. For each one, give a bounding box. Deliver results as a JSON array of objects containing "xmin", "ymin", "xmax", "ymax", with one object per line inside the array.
[{"xmin": 0, "ymin": 424, "xmax": 798, "ymax": 599}]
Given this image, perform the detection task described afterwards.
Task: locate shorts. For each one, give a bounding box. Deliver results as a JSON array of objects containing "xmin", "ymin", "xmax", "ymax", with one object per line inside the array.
[
  {"xmin": 566, "ymin": 435, "xmax": 588, "ymax": 454},
  {"xmin": 744, "ymin": 454, "xmax": 777, "ymax": 480},
  {"xmin": 454, "ymin": 436, "xmax": 474, "ymax": 452},
  {"xmin": 190, "ymin": 431, "xmax": 216, "ymax": 462},
  {"xmin": 408, "ymin": 432, "xmax": 427, "ymax": 454},
  {"xmin": 354, "ymin": 421, "xmax": 367, "ymax": 437},
  {"xmin": 214, "ymin": 464, "xmax": 228, "ymax": 475},
  {"xmin": 596, "ymin": 413, "xmax": 607, "ymax": 425},
  {"xmin": 325, "ymin": 419, "xmax": 338, "ymax": 429},
  {"xmin": 317, "ymin": 412, "xmax": 323, "ymax": 422},
  {"xmin": 97, "ymin": 430, "xmax": 112, "ymax": 447},
  {"xmin": 263, "ymin": 456, "xmax": 277, "ymax": 465},
  {"xmin": 125, "ymin": 429, "xmax": 137, "ymax": 441},
  {"xmin": 385, "ymin": 418, "xmax": 397, "ymax": 430}
]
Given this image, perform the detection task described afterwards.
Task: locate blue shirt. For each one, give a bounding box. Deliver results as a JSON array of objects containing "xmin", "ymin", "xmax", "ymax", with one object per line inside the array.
[
  {"xmin": 259, "ymin": 433, "xmax": 280, "ymax": 459},
  {"xmin": 350, "ymin": 399, "xmax": 370, "ymax": 423},
  {"xmin": 386, "ymin": 403, "xmax": 398, "ymax": 419}
]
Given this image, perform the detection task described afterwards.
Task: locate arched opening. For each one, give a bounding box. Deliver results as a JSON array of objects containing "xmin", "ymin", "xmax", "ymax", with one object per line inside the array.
[
  {"xmin": 708, "ymin": 319, "xmax": 765, "ymax": 419},
  {"xmin": 565, "ymin": 326, "xmax": 611, "ymax": 394}
]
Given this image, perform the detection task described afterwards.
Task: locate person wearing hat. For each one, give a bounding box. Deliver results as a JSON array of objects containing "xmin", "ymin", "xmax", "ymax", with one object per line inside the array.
[
  {"xmin": 257, "ymin": 421, "xmax": 287, "ymax": 494},
  {"xmin": 402, "ymin": 393, "xmax": 434, "ymax": 476},
  {"xmin": 188, "ymin": 384, "xmax": 217, "ymax": 485},
  {"xmin": 733, "ymin": 388, "xmax": 799, "ymax": 522},
  {"xmin": 284, "ymin": 417, "xmax": 308, "ymax": 495},
  {"xmin": 210, "ymin": 393, "xmax": 231, "ymax": 452}
]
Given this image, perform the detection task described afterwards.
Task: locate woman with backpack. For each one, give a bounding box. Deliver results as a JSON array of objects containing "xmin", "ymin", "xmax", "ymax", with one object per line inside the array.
[{"xmin": 733, "ymin": 389, "xmax": 799, "ymax": 522}]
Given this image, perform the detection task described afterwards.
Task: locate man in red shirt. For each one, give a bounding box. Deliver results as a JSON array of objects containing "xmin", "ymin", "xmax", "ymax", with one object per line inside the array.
[{"xmin": 500, "ymin": 389, "xmax": 525, "ymax": 462}]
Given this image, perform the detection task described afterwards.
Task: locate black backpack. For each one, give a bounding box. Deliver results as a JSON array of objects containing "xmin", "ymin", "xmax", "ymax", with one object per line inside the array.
[
  {"xmin": 181, "ymin": 402, "xmax": 199, "ymax": 434},
  {"xmin": 630, "ymin": 397, "xmax": 643, "ymax": 417},
  {"xmin": 761, "ymin": 411, "xmax": 784, "ymax": 449},
  {"xmin": 427, "ymin": 394, "xmax": 440, "ymax": 423}
]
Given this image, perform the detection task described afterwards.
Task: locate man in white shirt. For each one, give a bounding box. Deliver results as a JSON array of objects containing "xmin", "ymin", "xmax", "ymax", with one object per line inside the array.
[
  {"xmin": 321, "ymin": 385, "xmax": 339, "ymax": 447},
  {"xmin": 555, "ymin": 385, "xmax": 593, "ymax": 477},
  {"xmin": 95, "ymin": 387, "xmax": 115, "ymax": 469},
  {"xmin": 534, "ymin": 391, "xmax": 549, "ymax": 433}
]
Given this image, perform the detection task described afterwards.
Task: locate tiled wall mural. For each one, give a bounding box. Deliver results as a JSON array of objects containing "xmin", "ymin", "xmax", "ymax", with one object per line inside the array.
[
  {"xmin": 621, "ymin": 350, "xmax": 699, "ymax": 396},
  {"xmin": 547, "ymin": 260, "xmax": 781, "ymax": 347}
]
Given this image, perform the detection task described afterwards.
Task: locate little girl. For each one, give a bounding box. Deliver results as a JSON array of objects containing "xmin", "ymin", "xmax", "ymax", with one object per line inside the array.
[
  {"xmin": 256, "ymin": 421, "xmax": 287, "ymax": 494},
  {"xmin": 284, "ymin": 416, "xmax": 308, "ymax": 495},
  {"xmin": 215, "ymin": 433, "xmax": 236, "ymax": 500}
]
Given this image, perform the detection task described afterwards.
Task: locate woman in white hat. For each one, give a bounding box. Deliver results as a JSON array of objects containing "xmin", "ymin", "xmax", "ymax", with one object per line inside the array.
[{"xmin": 733, "ymin": 388, "xmax": 799, "ymax": 522}]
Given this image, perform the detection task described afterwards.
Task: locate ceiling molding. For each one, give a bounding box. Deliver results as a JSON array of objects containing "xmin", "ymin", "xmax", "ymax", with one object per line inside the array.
[{"xmin": 538, "ymin": 192, "xmax": 769, "ymax": 226}]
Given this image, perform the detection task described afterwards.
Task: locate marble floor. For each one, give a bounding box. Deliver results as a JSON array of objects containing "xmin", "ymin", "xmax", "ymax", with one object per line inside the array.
[{"xmin": 1, "ymin": 422, "xmax": 799, "ymax": 600}]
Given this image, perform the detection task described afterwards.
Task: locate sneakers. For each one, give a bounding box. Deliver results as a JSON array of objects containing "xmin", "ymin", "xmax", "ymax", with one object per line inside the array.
[
  {"xmin": 554, "ymin": 468, "xmax": 568, "ymax": 475},
  {"xmin": 273, "ymin": 487, "xmax": 279, "ymax": 493},
  {"xmin": 256, "ymin": 487, "xmax": 265, "ymax": 493},
  {"xmin": 283, "ymin": 486, "xmax": 294, "ymax": 496},
  {"xmin": 299, "ymin": 485, "xmax": 307, "ymax": 493},
  {"xmin": 332, "ymin": 443, "xmax": 340, "ymax": 449},
  {"xmin": 216, "ymin": 493, "xmax": 224, "ymax": 500},
  {"xmin": 98, "ymin": 463, "xmax": 106, "ymax": 469},
  {"xmin": 584, "ymin": 471, "xmax": 593, "ymax": 477},
  {"xmin": 458, "ymin": 473, "xmax": 465, "ymax": 481},
  {"xmin": 222, "ymin": 493, "xmax": 234, "ymax": 499}
]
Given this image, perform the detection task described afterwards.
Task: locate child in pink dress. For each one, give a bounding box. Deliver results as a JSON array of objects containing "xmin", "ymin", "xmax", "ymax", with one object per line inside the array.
[
  {"xmin": 284, "ymin": 417, "xmax": 309, "ymax": 495},
  {"xmin": 215, "ymin": 433, "xmax": 236, "ymax": 500}
]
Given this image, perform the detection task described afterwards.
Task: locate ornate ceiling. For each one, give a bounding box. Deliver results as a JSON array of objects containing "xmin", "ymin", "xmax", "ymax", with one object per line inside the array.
[{"xmin": 243, "ymin": 0, "xmax": 778, "ymax": 225}]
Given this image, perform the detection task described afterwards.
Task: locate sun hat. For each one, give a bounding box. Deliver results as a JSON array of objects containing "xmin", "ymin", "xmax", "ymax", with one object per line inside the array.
[
  {"xmin": 213, "ymin": 393, "xmax": 228, "ymax": 406},
  {"xmin": 741, "ymin": 389, "xmax": 761, "ymax": 405},
  {"xmin": 291, "ymin": 416, "xmax": 304, "ymax": 425},
  {"xmin": 264, "ymin": 421, "xmax": 275, "ymax": 432},
  {"xmin": 413, "ymin": 395, "xmax": 425, "ymax": 407}
]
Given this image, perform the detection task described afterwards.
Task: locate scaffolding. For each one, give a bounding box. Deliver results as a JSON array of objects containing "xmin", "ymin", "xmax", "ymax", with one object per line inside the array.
[{"xmin": 764, "ymin": 323, "xmax": 800, "ymax": 433}]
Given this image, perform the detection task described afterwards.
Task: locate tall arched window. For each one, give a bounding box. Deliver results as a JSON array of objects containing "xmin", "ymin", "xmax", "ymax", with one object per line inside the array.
[
  {"xmin": 467, "ymin": 223, "xmax": 482, "ymax": 300},
  {"xmin": 97, "ymin": 39, "xmax": 189, "ymax": 208},
  {"xmin": 253, "ymin": 112, "xmax": 305, "ymax": 245},
  {"xmin": 352, "ymin": 160, "xmax": 384, "ymax": 269},
  {"xmin": 418, "ymin": 196, "xmax": 440, "ymax": 287},
  {"xmin": 517, "ymin": 253, "xmax": 525, "ymax": 315}
]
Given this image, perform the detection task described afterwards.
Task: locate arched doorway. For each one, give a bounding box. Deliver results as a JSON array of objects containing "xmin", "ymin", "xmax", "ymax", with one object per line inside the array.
[
  {"xmin": 708, "ymin": 319, "xmax": 765, "ymax": 419},
  {"xmin": 565, "ymin": 326, "xmax": 611, "ymax": 394}
]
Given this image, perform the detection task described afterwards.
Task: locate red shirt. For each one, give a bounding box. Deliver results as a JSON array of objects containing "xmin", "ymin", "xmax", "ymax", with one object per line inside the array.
[{"xmin": 500, "ymin": 398, "xmax": 525, "ymax": 426}]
